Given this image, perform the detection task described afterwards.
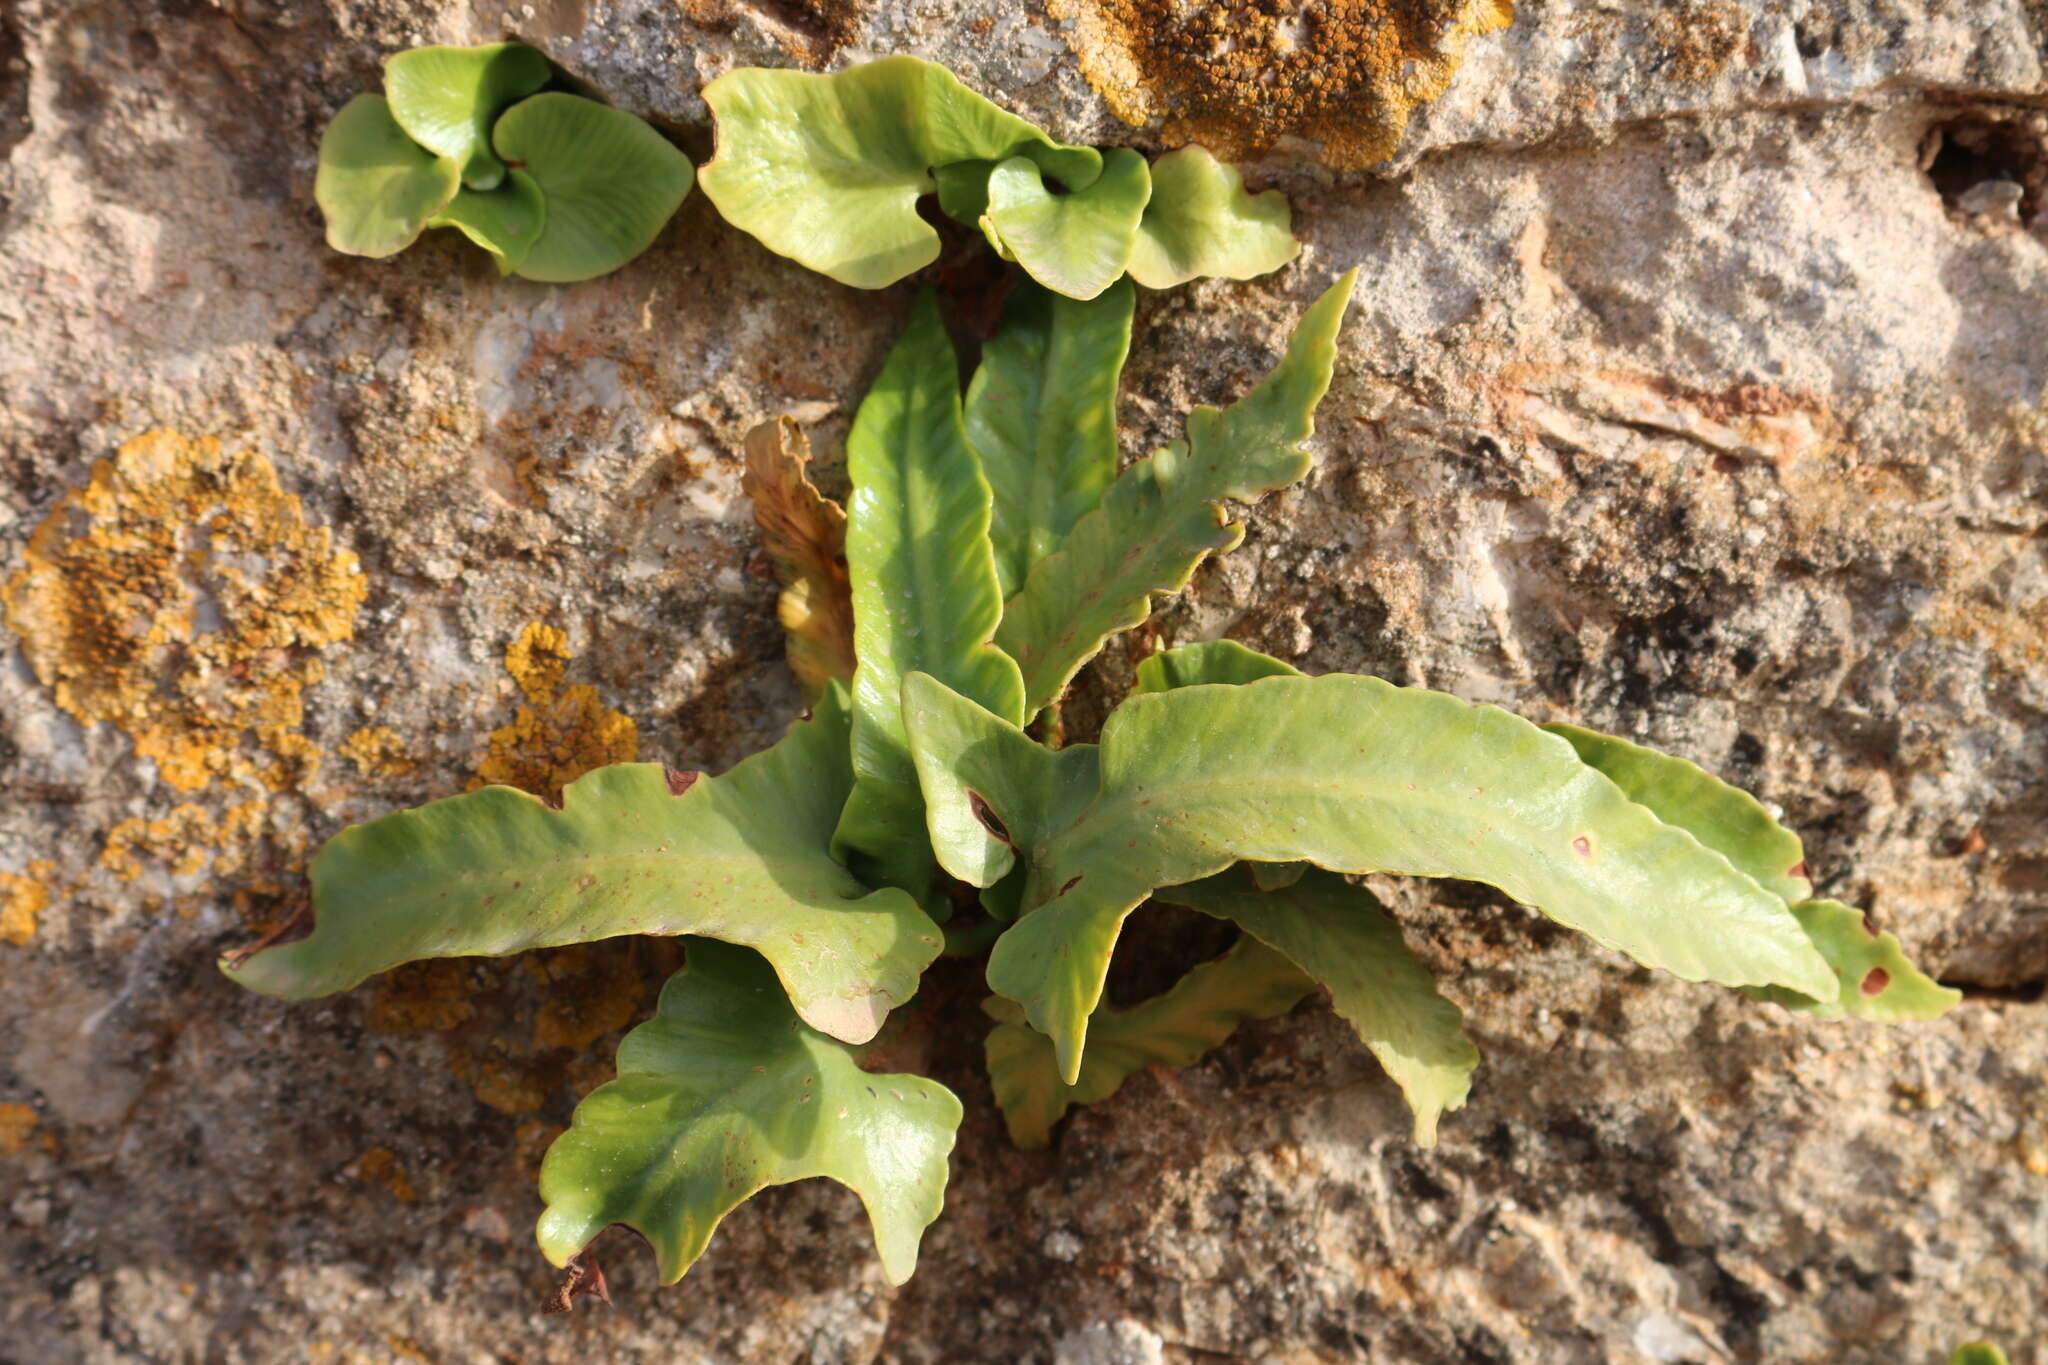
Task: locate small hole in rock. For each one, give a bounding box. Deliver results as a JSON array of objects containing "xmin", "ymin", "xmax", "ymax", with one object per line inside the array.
[{"xmin": 1920, "ymin": 115, "xmax": 2046, "ymax": 224}]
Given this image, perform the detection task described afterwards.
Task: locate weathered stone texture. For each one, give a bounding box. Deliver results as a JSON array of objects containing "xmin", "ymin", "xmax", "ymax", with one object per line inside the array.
[{"xmin": 1, "ymin": 1, "xmax": 2042, "ymax": 1361}]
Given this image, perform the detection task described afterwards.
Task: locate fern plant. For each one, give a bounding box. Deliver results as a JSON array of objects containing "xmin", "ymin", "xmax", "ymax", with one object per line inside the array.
[
  {"xmin": 230, "ymin": 56, "xmax": 1958, "ymax": 1305},
  {"xmin": 316, "ymin": 42, "xmax": 692, "ymax": 280}
]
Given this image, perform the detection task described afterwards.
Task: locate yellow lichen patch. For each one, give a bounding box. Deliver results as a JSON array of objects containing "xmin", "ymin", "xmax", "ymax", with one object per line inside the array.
[
  {"xmin": 473, "ymin": 621, "xmax": 638, "ymax": 804},
  {"xmin": 99, "ymin": 805, "xmax": 219, "ymax": 883},
  {"xmin": 1047, "ymin": 0, "xmax": 1514, "ymax": 169},
  {"xmin": 505, "ymin": 621, "xmax": 572, "ymax": 702},
  {"xmin": 340, "ymin": 725, "xmax": 415, "ymax": 780},
  {"xmin": 101, "ymin": 810, "xmax": 228, "ymax": 888},
  {"xmin": 1, "ymin": 864, "xmax": 53, "ymax": 946},
  {"xmin": 211, "ymin": 800, "xmax": 275, "ymax": 881},
  {"xmin": 348, "ymin": 1147, "xmax": 419, "ymax": 1204},
  {"xmin": 0, "ymin": 1102, "xmax": 36, "ymax": 1155},
  {"xmin": 449, "ymin": 943, "xmax": 655, "ymax": 1114},
  {"xmin": 1, "ymin": 430, "xmax": 366, "ymax": 792},
  {"xmin": 95, "ymin": 801, "xmax": 289, "ymax": 921},
  {"xmin": 451, "ymin": 1048, "xmax": 564, "ymax": 1116}
]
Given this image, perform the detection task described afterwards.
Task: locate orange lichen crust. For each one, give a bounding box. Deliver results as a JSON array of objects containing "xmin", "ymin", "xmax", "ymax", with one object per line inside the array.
[
  {"xmin": 339, "ymin": 725, "xmax": 415, "ymax": 780},
  {"xmin": 1047, "ymin": 0, "xmax": 1515, "ymax": 168},
  {"xmin": 1, "ymin": 430, "xmax": 366, "ymax": 792},
  {"xmin": 99, "ymin": 805, "xmax": 219, "ymax": 883},
  {"xmin": 93, "ymin": 800, "xmax": 293, "ymax": 927},
  {"xmin": 472, "ymin": 622, "xmax": 638, "ymax": 805},
  {"xmin": 0, "ymin": 867, "xmax": 52, "ymax": 946},
  {"xmin": 0, "ymin": 1103, "xmax": 39, "ymax": 1156},
  {"xmin": 367, "ymin": 959, "xmax": 480, "ymax": 1035},
  {"xmin": 370, "ymin": 943, "xmax": 659, "ymax": 1117},
  {"xmin": 348, "ymin": 1147, "xmax": 420, "ymax": 1204}
]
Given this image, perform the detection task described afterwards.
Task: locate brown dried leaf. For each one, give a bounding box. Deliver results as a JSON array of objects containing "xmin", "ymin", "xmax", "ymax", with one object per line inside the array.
[
  {"xmin": 541, "ymin": 1247, "xmax": 611, "ymax": 1315},
  {"xmin": 743, "ymin": 416, "xmax": 856, "ymax": 695}
]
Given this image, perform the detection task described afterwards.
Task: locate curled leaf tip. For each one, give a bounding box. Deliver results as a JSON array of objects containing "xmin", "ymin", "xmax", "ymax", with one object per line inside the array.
[
  {"xmin": 540, "ymin": 1248, "xmax": 611, "ymax": 1315},
  {"xmin": 217, "ymin": 896, "xmax": 314, "ymax": 970}
]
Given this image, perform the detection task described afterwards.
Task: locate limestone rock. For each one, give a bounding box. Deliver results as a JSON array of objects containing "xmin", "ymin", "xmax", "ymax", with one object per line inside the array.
[{"xmin": 0, "ymin": 1, "xmax": 2042, "ymax": 1361}]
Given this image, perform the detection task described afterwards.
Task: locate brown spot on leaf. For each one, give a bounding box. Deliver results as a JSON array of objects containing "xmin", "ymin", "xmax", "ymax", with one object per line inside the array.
[
  {"xmin": 1060, "ymin": 874, "xmax": 1084, "ymax": 896},
  {"xmin": 1571, "ymin": 835, "xmax": 1593, "ymax": 860},
  {"xmin": 665, "ymin": 766, "xmax": 701, "ymax": 796},
  {"xmin": 1788, "ymin": 860, "xmax": 1810, "ymax": 881},
  {"xmin": 1860, "ymin": 967, "xmax": 1891, "ymax": 997},
  {"xmin": 542, "ymin": 1248, "xmax": 611, "ymax": 1315},
  {"xmin": 1047, "ymin": 0, "xmax": 1514, "ymax": 169},
  {"xmin": 968, "ymin": 790, "xmax": 1011, "ymax": 843}
]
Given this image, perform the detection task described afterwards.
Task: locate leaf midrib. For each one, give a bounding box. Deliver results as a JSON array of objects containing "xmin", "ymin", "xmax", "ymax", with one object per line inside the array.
[
  {"xmin": 1002, "ymin": 469, "xmax": 1219, "ymax": 676},
  {"xmin": 578, "ymin": 1044, "xmax": 851, "ymax": 1247},
  {"xmin": 373, "ymin": 839, "xmax": 841, "ymax": 890},
  {"xmin": 1040, "ymin": 766, "xmax": 1596, "ymax": 892},
  {"xmin": 1021, "ymin": 315, "xmax": 1113, "ymax": 573}
]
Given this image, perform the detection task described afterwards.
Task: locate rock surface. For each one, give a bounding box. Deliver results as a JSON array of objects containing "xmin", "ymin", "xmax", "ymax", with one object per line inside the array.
[{"xmin": 1, "ymin": 1, "xmax": 2044, "ymax": 1362}]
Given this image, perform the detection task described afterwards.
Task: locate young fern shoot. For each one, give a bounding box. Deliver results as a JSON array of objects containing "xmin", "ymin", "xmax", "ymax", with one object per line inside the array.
[{"xmin": 316, "ymin": 42, "xmax": 692, "ymax": 280}]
